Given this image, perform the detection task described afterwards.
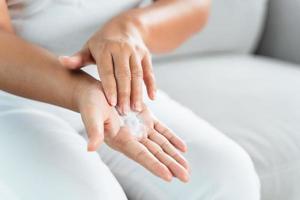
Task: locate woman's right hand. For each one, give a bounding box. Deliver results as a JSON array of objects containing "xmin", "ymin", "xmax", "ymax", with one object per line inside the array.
[{"xmin": 59, "ymin": 15, "xmax": 156, "ymax": 115}]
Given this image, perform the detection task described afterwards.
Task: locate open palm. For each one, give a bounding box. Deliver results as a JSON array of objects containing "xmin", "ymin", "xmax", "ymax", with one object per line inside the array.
[
  {"xmin": 105, "ymin": 104, "xmax": 190, "ymax": 182},
  {"xmin": 77, "ymin": 84, "xmax": 189, "ymax": 182}
]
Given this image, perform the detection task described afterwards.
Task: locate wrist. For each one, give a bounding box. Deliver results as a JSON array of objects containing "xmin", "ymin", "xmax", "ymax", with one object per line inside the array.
[
  {"xmin": 102, "ymin": 10, "xmax": 149, "ymax": 44},
  {"xmin": 71, "ymin": 72, "xmax": 107, "ymax": 113}
]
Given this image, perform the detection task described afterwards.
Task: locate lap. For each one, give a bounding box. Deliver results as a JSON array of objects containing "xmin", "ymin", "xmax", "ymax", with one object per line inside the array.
[
  {"xmin": 97, "ymin": 91, "xmax": 260, "ymax": 200},
  {"xmin": 0, "ymin": 107, "xmax": 126, "ymax": 200}
]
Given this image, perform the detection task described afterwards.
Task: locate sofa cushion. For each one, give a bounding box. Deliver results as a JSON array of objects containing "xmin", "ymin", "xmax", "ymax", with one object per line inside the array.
[
  {"xmin": 257, "ymin": 0, "xmax": 300, "ymax": 64},
  {"xmin": 153, "ymin": 55, "xmax": 300, "ymax": 200},
  {"xmin": 154, "ymin": 0, "xmax": 268, "ymax": 60}
]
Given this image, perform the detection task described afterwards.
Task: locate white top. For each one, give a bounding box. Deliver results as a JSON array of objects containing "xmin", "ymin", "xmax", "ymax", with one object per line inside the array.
[
  {"xmin": 8, "ymin": 0, "xmax": 142, "ymax": 55},
  {"xmin": 4, "ymin": 0, "xmax": 147, "ymax": 133}
]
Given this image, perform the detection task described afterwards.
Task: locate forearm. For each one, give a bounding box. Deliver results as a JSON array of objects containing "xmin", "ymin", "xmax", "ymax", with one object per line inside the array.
[
  {"xmin": 0, "ymin": 30, "xmax": 98, "ymax": 112},
  {"xmin": 118, "ymin": 0, "xmax": 210, "ymax": 53}
]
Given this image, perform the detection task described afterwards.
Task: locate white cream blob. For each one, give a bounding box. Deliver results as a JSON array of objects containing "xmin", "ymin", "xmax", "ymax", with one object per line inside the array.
[{"xmin": 119, "ymin": 111, "xmax": 147, "ymax": 139}]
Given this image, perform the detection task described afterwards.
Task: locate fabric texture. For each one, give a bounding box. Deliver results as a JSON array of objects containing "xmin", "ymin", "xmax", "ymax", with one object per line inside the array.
[
  {"xmin": 153, "ymin": 54, "xmax": 300, "ymax": 200},
  {"xmin": 0, "ymin": 107, "xmax": 127, "ymax": 200}
]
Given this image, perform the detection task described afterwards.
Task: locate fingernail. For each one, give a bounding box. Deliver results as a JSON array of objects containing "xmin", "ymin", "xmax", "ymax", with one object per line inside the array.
[
  {"xmin": 164, "ymin": 172, "xmax": 173, "ymax": 182},
  {"xmin": 58, "ymin": 56, "xmax": 67, "ymax": 63},
  {"xmin": 87, "ymin": 143, "xmax": 95, "ymax": 152},
  {"xmin": 182, "ymin": 174, "xmax": 189, "ymax": 183},
  {"xmin": 109, "ymin": 96, "xmax": 117, "ymax": 106},
  {"xmin": 59, "ymin": 56, "xmax": 77, "ymax": 66},
  {"xmin": 69, "ymin": 56, "xmax": 80, "ymax": 63},
  {"xmin": 151, "ymin": 90, "xmax": 156, "ymax": 100},
  {"xmin": 180, "ymin": 171, "xmax": 190, "ymax": 183}
]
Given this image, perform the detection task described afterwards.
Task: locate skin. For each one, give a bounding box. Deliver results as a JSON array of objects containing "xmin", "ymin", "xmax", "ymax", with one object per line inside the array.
[
  {"xmin": 0, "ymin": 0, "xmax": 210, "ymax": 182},
  {"xmin": 59, "ymin": 0, "xmax": 210, "ymax": 114}
]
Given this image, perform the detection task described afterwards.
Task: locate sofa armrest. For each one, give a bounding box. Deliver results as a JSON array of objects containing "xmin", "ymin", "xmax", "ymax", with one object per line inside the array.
[{"xmin": 257, "ymin": 0, "xmax": 300, "ymax": 64}]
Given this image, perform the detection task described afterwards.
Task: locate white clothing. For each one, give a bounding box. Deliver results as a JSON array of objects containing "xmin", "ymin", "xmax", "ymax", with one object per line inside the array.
[{"xmin": 0, "ymin": 92, "xmax": 260, "ymax": 200}]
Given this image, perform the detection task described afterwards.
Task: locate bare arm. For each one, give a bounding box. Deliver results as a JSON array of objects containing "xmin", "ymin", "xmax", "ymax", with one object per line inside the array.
[
  {"xmin": 0, "ymin": 27, "xmax": 112, "ymax": 152},
  {"xmin": 125, "ymin": 0, "xmax": 211, "ymax": 53},
  {"xmin": 0, "ymin": 30, "xmax": 94, "ymax": 112},
  {"xmin": 0, "ymin": 1, "xmax": 92, "ymax": 110}
]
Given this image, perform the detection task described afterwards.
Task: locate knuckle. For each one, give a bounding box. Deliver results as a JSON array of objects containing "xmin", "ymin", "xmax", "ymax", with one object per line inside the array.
[
  {"xmin": 100, "ymin": 68, "xmax": 114, "ymax": 76},
  {"xmin": 144, "ymin": 72, "xmax": 154, "ymax": 82},
  {"xmin": 168, "ymin": 134, "xmax": 176, "ymax": 142},
  {"xmin": 92, "ymin": 43, "xmax": 105, "ymax": 53},
  {"xmin": 118, "ymin": 90, "xmax": 130, "ymax": 98},
  {"xmin": 165, "ymin": 159, "xmax": 173, "ymax": 167},
  {"xmin": 161, "ymin": 139, "xmax": 170, "ymax": 149},
  {"xmin": 110, "ymin": 40, "xmax": 132, "ymax": 52},
  {"xmin": 151, "ymin": 160, "xmax": 162, "ymax": 170},
  {"xmin": 131, "ymin": 69, "xmax": 143, "ymax": 78},
  {"xmin": 109, "ymin": 41, "xmax": 121, "ymax": 51},
  {"xmin": 143, "ymin": 61, "xmax": 154, "ymax": 72},
  {"xmin": 141, "ymin": 138, "xmax": 149, "ymax": 146},
  {"xmin": 148, "ymin": 131, "xmax": 156, "ymax": 139},
  {"xmin": 172, "ymin": 151, "xmax": 181, "ymax": 160},
  {"xmin": 96, "ymin": 40, "xmax": 111, "ymax": 52},
  {"xmin": 135, "ymin": 148, "xmax": 147, "ymax": 161},
  {"xmin": 115, "ymin": 70, "xmax": 131, "ymax": 79},
  {"xmin": 134, "ymin": 44, "xmax": 146, "ymax": 53},
  {"xmin": 162, "ymin": 129, "xmax": 170, "ymax": 136},
  {"xmin": 154, "ymin": 147, "xmax": 164, "ymax": 157},
  {"xmin": 122, "ymin": 42, "xmax": 133, "ymax": 51}
]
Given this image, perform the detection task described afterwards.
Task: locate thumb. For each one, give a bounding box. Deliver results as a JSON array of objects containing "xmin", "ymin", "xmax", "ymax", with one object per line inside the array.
[
  {"xmin": 80, "ymin": 105, "xmax": 105, "ymax": 152},
  {"xmin": 58, "ymin": 46, "xmax": 94, "ymax": 69}
]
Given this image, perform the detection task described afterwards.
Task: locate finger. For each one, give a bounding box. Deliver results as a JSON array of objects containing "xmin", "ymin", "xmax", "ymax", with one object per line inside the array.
[
  {"xmin": 80, "ymin": 105, "xmax": 104, "ymax": 152},
  {"xmin": 113, "ymin": 53, "xmax": 131, "ymax": 115},
  {"xmin": 154, "ymin": 121, "xmax": 188, "ymax": 153},
  {"xmin": 97, "ymin": 51, "xmax": 117, "ymax": 106},
  {"xmin": 148, "ymin": 130, "xmax": 189, "ymax": 171},
  {"xmin": 141, "ymin": 138, "xmax": 189, "ymax": 182},
  {"xmin": 115, "ymin": 131, "xmax": 173, "ymax": 182},
  {"xmin": 130, "ymin": 53, "xmax": 143, "ymax": 112},
  {"xmin": 59, "ymin": 46, "xmax": 94, "ymax": 69},
  {"xmin": 142, "ymin": 53, "xmax": 156, "ymax": 100}
]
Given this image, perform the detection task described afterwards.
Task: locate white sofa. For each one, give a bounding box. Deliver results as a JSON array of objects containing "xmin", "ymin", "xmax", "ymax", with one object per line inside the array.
[{"xmin": 152, "ymin": 0, "xmax": 300, "ymax": 200}]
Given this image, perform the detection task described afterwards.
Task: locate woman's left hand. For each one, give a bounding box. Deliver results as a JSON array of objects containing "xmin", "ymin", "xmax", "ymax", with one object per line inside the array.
[
  {"xmin": 59, "ymin": 16, "xmax": 156, "ymax": 115},
  {"xmin": 105, "ymin": 103, "xmax": 190, "ymax": 182}
]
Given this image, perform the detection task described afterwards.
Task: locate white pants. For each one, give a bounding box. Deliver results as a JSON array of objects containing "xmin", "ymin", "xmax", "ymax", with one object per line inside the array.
[{"xmin": 0, "ymin": 91, "xmax": 260, "ymax": 200}]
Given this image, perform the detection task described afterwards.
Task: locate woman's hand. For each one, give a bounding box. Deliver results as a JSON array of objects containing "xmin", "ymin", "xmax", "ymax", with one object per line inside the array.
[
  {"xmin": 105, "ymin": 103, "xmax": 190, "ymax": 182},
  {"xmin": 76, "ymin": 81, "xmax": 189, "ymax": 182},
  {"xmin": 74, "ymin": 79, "xmax": 121, "ymax": 151},
  {"xmin": 59, "ymin": 16, "xmax": 156, "ymax": 115}
]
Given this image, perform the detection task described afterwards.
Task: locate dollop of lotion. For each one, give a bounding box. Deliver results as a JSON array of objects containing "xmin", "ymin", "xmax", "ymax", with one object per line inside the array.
[{"xmin": 120, "ymin": 111, "xmax": 147, "ymax": 139}]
